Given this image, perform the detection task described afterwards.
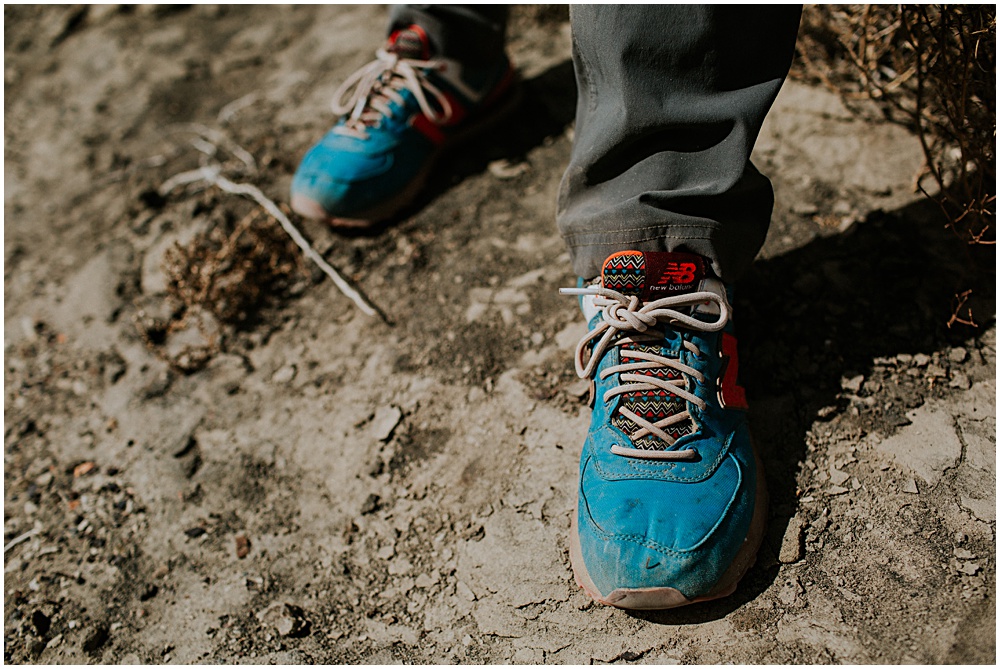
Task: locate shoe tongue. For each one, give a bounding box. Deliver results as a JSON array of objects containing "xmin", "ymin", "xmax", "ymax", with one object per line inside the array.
[
  {"xmin": 601, "ymin": 251, "xmax": 706, "ymax": 302},
  {"xmin": 600, "ymin": 251, "xmax": 712, "ymax": 450},
  {"xmin": 387, "ymin": 25, "xmax": 432, "ymax": 59}
]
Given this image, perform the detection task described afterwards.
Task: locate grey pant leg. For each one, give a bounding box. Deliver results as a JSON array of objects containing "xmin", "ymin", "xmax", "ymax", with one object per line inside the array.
[
  {"xmin": 557, "ymin": 5, "xmax": 801, "ymax": 282},
  {"xmin": 388, "ymin": 5, "xmax": 508, "ymax": 66}
]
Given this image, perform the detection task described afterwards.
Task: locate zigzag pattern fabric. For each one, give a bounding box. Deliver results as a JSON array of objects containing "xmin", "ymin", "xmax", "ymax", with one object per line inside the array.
[
  {"xmin": 611, "ymin": 343, "xmax": 693, "ymax": 449},
  {"xmin": 602, "ymin": 251, "xmax": 646, "ymax": 296}
]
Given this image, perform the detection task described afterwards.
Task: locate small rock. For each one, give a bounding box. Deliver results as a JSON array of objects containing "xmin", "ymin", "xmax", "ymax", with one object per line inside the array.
[
  {"xmin": 901, "ymin": 478, "xmax": 919, "ymax": 494},
  {"xmin": 926, "ymin": 364, "xmax": 946, "ymax": 378},
  {"xmin": 841, "ymin": 375, "xmax": 864, "ymax": 393},
  {"xmin": 949, "ymin": 347, "xmax": 968, "ymax": 363},
  {"xmin": 954, "ymin": 547, "xmax": 976, "ymax": 560},
  {"xmin": 912, "ymin": 353, "xmax": 931, "ymax": 367},
  {"xmin": 377, "ymin": 544, "xmax": 395, "ymax": 560},
  {"xmin": 31, "ymin": 610, "xmax": 51, "ymax": 636},
  {"xmin": 271, "ymin": 365, "xmax": 296, "ymax": 384},
  {"xmin": 415, "ymin": 573, "xmax": 438, "ymax": 589},
  {"xmin": 369, "ymin": 405, "xmax": 402, "ymax": 442},
  {"xmin": 360, "ymin": 493, "xmax": 381, "ymax": 515},
  {"xmin": 896, "ymin": 353, "xmax": 913, "ymax": 364},
  {"xmin": 35, "ymin": 471, "xmax": 54, "ymax": 488},
  {"xmin": 829, "ymin": 467, "xmax": 850, "ymax": 486},
  {"xmin": 778, "ymin": 577, "xmax": 803, "ymax": 606},
  {"xmin": 45, "ymin": 634, "xmax": 63, "ymax": 650},
  {"xmin": 235, "ymin": 534, "xmax": 251, "ymax": 559},
  {"xmin": 83, "ymin": 625, "xmax": 110, "ymax": 653},
  {"xmin": 827, "ymin": 485, "xmax": 849, "ymax": 496},
  {"xmin": 957, "ymin": 562, "xmax": 981, "ymax": 576},
  {"xmin": 73, "ymin": 461, "xmax": 97, "ymax": 478},
  {"xmin": 257, "ymin": 603, "xmax": 310, "ymax": 638},
  {"xmin": 778, "ymin": 516, "xmax": 804, "ymax": 564},
  {"xmin": 184, "ymin": 527, "xmax": 206, "ymax": 538},
  {"xmin": 388, "ymin": 557, "xmax": 412, "ymax": 575},
  {"xmin": 488, "ymin": 159, "xmax": 530, "ymax": 180},
  {"xmin": 152, "ymin": 565, "xmax": 170, "ymax": 579},
  {"xmin": 817, "ymin": 405, "xmax": 838, "ymax": 420},
  {"xmin": 949, "ymin": 372, "xmax": 971, "ymax": 390},
  {"xmin": 792, "ymin": 202, "xmax": 819, "ymax": 216}
]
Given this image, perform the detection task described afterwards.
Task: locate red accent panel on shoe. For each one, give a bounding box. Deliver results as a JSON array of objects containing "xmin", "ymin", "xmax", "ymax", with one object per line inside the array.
[
  {"xmin": 411, "ymin": 113, "xmax": 447, "ymax": 145},
  {"xmin": 718, "ymin": 333, "xmax": 748, "ymax": 410},
  {"xmin": 410, "ymin": 91, "xmax": 467, "ymax": 145}
]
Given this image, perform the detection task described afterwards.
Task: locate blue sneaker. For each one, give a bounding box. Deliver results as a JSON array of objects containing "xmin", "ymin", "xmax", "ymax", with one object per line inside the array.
[
  {"xmin": 560, "ymin": 251, "xmax": 767, "ymax": 610},
  {"xmin": 290, "ymin": 25, "xmax": 518, "ymax": 227}
]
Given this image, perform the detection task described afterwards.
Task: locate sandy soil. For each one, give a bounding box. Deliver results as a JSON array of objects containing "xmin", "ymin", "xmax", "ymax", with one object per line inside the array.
[{"xmin": 4, "ymin": 5, "xmax": 996, "ymax": 664}]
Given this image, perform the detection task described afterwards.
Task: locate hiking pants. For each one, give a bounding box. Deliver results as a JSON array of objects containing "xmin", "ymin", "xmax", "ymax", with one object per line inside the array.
[{"xmin": 389, "ymin": 5, "xmax": 803, "ymax": 282}]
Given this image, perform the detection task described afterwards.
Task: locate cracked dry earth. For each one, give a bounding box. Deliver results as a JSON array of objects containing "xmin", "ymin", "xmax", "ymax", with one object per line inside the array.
[{"xmin": 4, "ymin": 5, "xmax": 996, "ymax": 665}]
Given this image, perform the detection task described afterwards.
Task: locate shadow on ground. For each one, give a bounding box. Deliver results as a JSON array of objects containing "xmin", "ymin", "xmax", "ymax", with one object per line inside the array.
[{"xmin": 630, "ymin": 196, "xmax": 994, "ymax": 625}]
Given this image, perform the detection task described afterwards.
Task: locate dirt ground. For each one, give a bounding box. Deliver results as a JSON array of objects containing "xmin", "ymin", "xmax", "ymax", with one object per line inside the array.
[{"xmin": 4, "ymin": 5, "xmax": 996, "ymax": 664}]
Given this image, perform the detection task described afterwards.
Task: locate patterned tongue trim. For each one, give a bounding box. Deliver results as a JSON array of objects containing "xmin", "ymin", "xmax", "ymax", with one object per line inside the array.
[
  {"xmin": 601, "ymin": 251, "xmax": 705, "ymax": 302},
  {"xmin": 388, "ymin": 26, "xmax": 431, "ymax": 59}
]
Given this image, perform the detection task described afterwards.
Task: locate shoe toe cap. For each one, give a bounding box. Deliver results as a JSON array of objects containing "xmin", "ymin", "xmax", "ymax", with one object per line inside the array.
[{"xmin": 577, "ymin": 451, "xmax": 755, "ymax": 599}]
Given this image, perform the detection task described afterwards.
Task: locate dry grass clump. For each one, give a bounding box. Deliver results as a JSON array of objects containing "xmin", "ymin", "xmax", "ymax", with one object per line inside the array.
[
  {"xmin": 163, "ymin": 209, "xmax": 302, "ymax": 327},
  {"xmin": 137, "ymin": 208, "xmax": 304, "ymax": 372},
  {"xmin": 794, "ymin": 5, "xmax": 995, "ymax": 246}
]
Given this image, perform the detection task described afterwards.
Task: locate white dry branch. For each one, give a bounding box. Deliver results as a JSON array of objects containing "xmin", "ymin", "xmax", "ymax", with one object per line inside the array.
[{"xmin": 159, "ymin": 164, "xmax": 381, "ymax": 319}]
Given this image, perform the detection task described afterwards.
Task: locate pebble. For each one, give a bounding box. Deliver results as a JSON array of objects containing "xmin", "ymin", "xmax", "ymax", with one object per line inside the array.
[
  {"xmin": 949, "ymin": 347, "xmax": 967, "ymax": 363},
  {"xmin": 778, "ymin": 516, "xmax": 804, "ymax": 564},
  {"xmin": 82, "ymin": 625, "xmax": 110, "ymax": 653},
  {"xmin": 827, "ymin": 485, "xmax": 849, "ymax": 496},
  {"xmin": 271, "ymin": 365, "xmax": 296, "ymax": 384},
  {"xmin": 488, "ymin": 159, "xmax": 530, "ymax": 180},
  {"xmin": 415, "ymin": 572, "xmax": 438, "ymax": 589},
  {"xmin": 235, "ymin": 534, "xmax": 251, "ymax": 559},
  {"xmin": 926, "ymin": 364, "xmax": 946, "ymax": 378},
  {"xmin": 841, "ymin": 375, "xmax": 864, "ymax": 393},
  {"xmin": 957, "ymin": 562, "xmax": 981, "ymax": 576},
  {"xmin": 895, "ymin": 353, "xmax": 913, "ymax": 364},
  {"xmin": 912, "ymin": 353, "xmax": 931, "ymax": 367},
  {"xmin": 949, "ymin": 372, "xmax": 971, "ymax": 390},
  {"xmin": 901, "ymin": 478, "xmax": 919, "ymax": 494},
  {"xmin": 792, "ymin": 202, "xmax": 819, "ymax": 216},
  {"xmin": 954, "ymin": 547, "xmax": 976, "ymax": 560},
  {"xmin": 35, "ymin": 472, "xmax": 54, "ymax": 488},
  {"xmin": 360, "ymin": 494, "xmax": 381, "ymax": 515},
  {"xmin": 370, "ymin": 405, "xmax": 403, "ymax": 442},
  {"xmin": 829, "ymin": 467, "xmax": 850, "ymax": 486},
  {"xmin": 376, "ymin": 544, "xmax": 395, "ymax": 560},
  {"xmin": 73, "ymin": 461, "xmax": 96, "ymax": 478}
]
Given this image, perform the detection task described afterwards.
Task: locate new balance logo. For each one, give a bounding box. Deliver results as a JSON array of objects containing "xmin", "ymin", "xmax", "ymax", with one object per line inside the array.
[{"xmin": 654, "ymin": 262, "xmax": 698, "ymax": 285}]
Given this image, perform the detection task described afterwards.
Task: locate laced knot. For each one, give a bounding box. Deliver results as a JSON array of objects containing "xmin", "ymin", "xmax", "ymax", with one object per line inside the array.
[
  {"xmin": 331, "ymin": 48, "xmax": 452, "ymax": 140},
  {"xmin": 560, "ymin": 286, "xmax": 730, "ymax": 461}
]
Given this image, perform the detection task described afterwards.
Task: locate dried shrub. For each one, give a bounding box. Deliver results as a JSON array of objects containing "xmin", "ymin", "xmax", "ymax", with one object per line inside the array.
[
  {"xmin": 794, "ymin": 5, "xmax": 996, "ymax": 245},
  {"xmin": 139, "ymin": 208, "xmax": 304, "ymax": 372},
  {"xmin": 163, "ymin": 209, "xmax": 303, "ymax": 326}
]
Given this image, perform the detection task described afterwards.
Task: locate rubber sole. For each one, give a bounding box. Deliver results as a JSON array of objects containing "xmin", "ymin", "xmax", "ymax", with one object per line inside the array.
[
  {"xmin": 569, "ymin": 442, "xmax": 769, "ymax": 611},
  {"xmin": 291, "ymin": 76, "xmax": 524, "ymax": 228}
]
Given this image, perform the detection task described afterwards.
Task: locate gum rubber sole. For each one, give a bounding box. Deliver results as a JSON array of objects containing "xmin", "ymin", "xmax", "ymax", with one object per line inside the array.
[{"xmin": 569, "ymin": 444, "xmax": 769, "ymax": 610}]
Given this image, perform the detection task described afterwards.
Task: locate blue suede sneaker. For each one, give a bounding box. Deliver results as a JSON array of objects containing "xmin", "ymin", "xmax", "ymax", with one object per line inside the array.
[
  {"xmin": 560, "ymin": 251, "xmax": 767, "ymax": 610},
  {"xmin": 290, "ymin": 24, "xmax": 518, "ymax": 227}
]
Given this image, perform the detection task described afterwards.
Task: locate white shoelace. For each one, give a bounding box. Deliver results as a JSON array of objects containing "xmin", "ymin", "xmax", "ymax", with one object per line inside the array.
[
  {"xmin": 331, "ymin": 48, "xmax": 453, "ymax": 140},
  {"xmin": 560, "ymin": 286, "xmax": 730, "ymax": 461}
]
